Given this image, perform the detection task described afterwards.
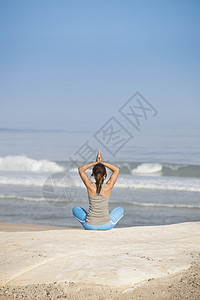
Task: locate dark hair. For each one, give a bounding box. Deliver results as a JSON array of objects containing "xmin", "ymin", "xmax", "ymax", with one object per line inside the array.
[{"xmin": 92, "ymin": 163, "xmax": 107, "ymax": 194}]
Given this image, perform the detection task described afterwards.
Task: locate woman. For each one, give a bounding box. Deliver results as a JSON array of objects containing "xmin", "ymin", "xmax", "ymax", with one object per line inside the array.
[{"xmin": 72, "ymin": 150, "xmax": 124, "ymax": 230}]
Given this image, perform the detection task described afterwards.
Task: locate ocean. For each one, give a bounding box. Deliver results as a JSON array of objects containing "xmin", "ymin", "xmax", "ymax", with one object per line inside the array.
[{"xmin": 0, "ymin": 127, "xmax": 200, "ymax": 228}]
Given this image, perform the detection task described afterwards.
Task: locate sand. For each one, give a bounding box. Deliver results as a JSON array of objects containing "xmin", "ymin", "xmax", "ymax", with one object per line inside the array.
[
  {"xmin": 0, "ymin": 222, "xmax": 200, "ymax": 299},
  {"xmin": 0, "ymin": 222, "xmax": 75, "ymax": 232}
]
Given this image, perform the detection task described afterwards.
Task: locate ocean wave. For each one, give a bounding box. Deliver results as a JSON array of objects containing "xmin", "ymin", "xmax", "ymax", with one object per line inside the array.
[
  {"xmin": 1, "ymin": 194, "xmax": 199, "ymax": 209},
  {"xmin": 111, "ymin": 200, "xmax": 200, "ymax": 209},
  {"xmin": 0, "ymin": 195, "xmax": 45, "ymax": 201},
  {"xmin": 0, "ymin": 176, "xmax": 45, "ymax": 186},
  {"xmin": 131, "ymin": 163, "xmax": 163, "ymax": 175},
  {"xmin": 116, "ymin": 177, "xmax": 200, "ymax": 192},
  {"xmin": 68, "ymin": 168, "xmax": 91, "ymax": 175},
  {"xmin": 115, "ymin": 162, "xmax": 200, "ymax": 178},
  {"xmin": 0, "ymin": 195, "xmax": 71, "ymax": 202},
  {"xmin": 0, "ymin": 156, "xmax": 64, "ymax": 173},
  {"xmin": 69, "ymin": 168, "xmax": 78, "ymax": 173},
  {"xmin": 0, "ymin": 173, "xmax": 200, "ymax": 192},
  {"xmin": 0, "ymin": 172, "xmax": 81, "ymax": 187},
  {"xmin": 162, "ymin": 163, "xmax": 186, "ymax": 171}
]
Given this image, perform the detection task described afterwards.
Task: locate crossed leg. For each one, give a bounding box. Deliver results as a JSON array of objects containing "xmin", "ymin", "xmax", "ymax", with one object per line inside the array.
[{"xmin": 72, "ymin": 206, "xmax": 124, "ymax": 230}]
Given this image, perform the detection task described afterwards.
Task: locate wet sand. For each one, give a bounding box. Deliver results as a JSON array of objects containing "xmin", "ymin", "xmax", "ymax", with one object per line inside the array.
[{"xmin": 0, "ymin": 222, "xmax": 75, "ymax": 232}]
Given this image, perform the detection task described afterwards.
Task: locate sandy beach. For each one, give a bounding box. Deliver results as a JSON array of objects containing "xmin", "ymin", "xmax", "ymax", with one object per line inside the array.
[
  {"xmin": 0, "ymin": 222, "xmax": 76, "ymax": 232},
  {"xmin": 0, "ymin": 222, "xmax": 200, "ymax": 299}
]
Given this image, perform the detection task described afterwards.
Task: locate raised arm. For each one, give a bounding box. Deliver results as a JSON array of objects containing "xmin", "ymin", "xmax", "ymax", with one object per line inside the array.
[
  {"xmin": 101, "ymin": 161, "xmax": 119, "ymax": 189},
  {"xmin": 78, "ymin": 150, "xmax": 119, "ymax": 192},
  {"xmin": 94, "ymin": 150, "xmax": 119, "ymax": 189},
  {"xmin": 78, "ymin": 161, "xmax": 97, "ymax": 189},
  {"xmin": 78, "ymin": 150, "xmax": 101, "ymax": 189}
]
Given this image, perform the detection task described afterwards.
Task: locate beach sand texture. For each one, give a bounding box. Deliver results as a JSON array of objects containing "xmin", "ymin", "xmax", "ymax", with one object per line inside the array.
[{"xmin": 0, "ymin": 222, "xmax": 200, "ymax": 299}]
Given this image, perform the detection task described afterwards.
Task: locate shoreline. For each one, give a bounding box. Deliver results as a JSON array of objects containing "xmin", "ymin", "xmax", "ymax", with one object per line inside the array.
[
  {"xmin": 0, "ymin": 222, "xmax": 200, "ymax": 299},
  {"xmin": 0, "ymin": 222, "xmax": 76, "ymax": 232}
]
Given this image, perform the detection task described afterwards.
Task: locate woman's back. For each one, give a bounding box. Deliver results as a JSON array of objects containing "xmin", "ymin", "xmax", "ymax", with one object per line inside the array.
[
  {"xmin": 86, "ymin": 183, "xmax": 111, "ymax": 225},
  {"xmin": 73, "ymin": 151, "xmax": 124, "ymax": 230}
]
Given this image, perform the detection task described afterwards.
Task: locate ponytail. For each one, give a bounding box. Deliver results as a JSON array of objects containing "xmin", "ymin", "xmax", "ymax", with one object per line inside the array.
[
  {"xmin": 96, "ymin": 172, "xmax": 104, "ymax": 194},
  {"xmin": 92, "ymin": 163, "xmax": 106, "ymax": 194}
]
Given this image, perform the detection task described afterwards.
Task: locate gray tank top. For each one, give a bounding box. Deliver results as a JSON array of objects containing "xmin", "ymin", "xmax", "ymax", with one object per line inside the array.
[{"xmin": 86, "ymin": 182, "xmax": 111, "ymax": 225}]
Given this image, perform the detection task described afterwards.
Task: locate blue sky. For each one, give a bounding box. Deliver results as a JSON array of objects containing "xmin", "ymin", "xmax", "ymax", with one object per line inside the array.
[{"xmin": 0, "ymin": 0, "xmax": 200, "ymax": 131}]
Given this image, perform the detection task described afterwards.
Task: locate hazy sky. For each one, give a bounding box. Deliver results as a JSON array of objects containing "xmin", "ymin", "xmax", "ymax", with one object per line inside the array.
[{"xmin": 0, "ymin": 0, "xmax": 200, "ymax": 131}]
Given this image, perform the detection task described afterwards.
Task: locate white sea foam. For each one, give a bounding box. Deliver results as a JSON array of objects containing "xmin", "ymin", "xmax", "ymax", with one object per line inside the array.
[
  {"xmin": 0, "ymin": 195, "xmax": 73, "ymax": 202},
  {"xmin": 0, "ymin": 156, "xmax": 64, "ymax": 173},
  {"xmin": 0, "ymin": 194, "xmax": 199, "ymax": 208},
  {"xmin": 116, "ymin": 176, "xmax": 200, "ymax": 192},
  {"xmin": 0, "ymin": 195, "xmax": 45, "ymax": 202},
  {"xmin": 0, "ymin": 171, "xmax": 200, "ymax": 192},
  {"xmin": 69, "ymin": 168, "xmax": 90, "ymax": 175},
  {"xmin": 131, "ymin": 163, "xmax": 163, "ymax": 175},
  {"xmin": 0, "ymin": 173, "xmax": 82, "ymax": 187},
  {"xmin": 111, "ymin": 200, "xmax": 200, "ymax": 209},
  {"xmin": 69, "ymin": 168, "xmax": 78, "ymax": 173},
  {"xmin": 0, "ymin": 176, "xmax": 45, "ymax": 186}
]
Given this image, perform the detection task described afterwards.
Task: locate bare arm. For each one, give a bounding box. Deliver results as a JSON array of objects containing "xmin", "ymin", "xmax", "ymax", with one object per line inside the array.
[
  {"xmin": 101, "ymin": 161, "xmax": 119, "ymax": 189},
  {"xmin": 78, "ymin": 150, "xmax": 119, "ymax": 192},
  {"xmin": 78, "ymin": 150, "xmax": 101, "ymax": 190},
  {"xmin": 78, "ymin": 161, "xmax": 98, "ymax": 189}
]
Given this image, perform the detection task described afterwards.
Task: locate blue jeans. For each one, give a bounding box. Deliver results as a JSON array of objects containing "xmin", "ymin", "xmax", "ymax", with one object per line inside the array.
[{"xmin": 72, "ymin": 206, "xmax": 124, "ymax": 230}]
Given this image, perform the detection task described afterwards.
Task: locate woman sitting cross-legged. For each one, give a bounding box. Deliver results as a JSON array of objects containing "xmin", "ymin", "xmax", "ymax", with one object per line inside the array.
[{"xmin": 72, "ymin": 150, "xmax": 124, "ymax": 230}]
